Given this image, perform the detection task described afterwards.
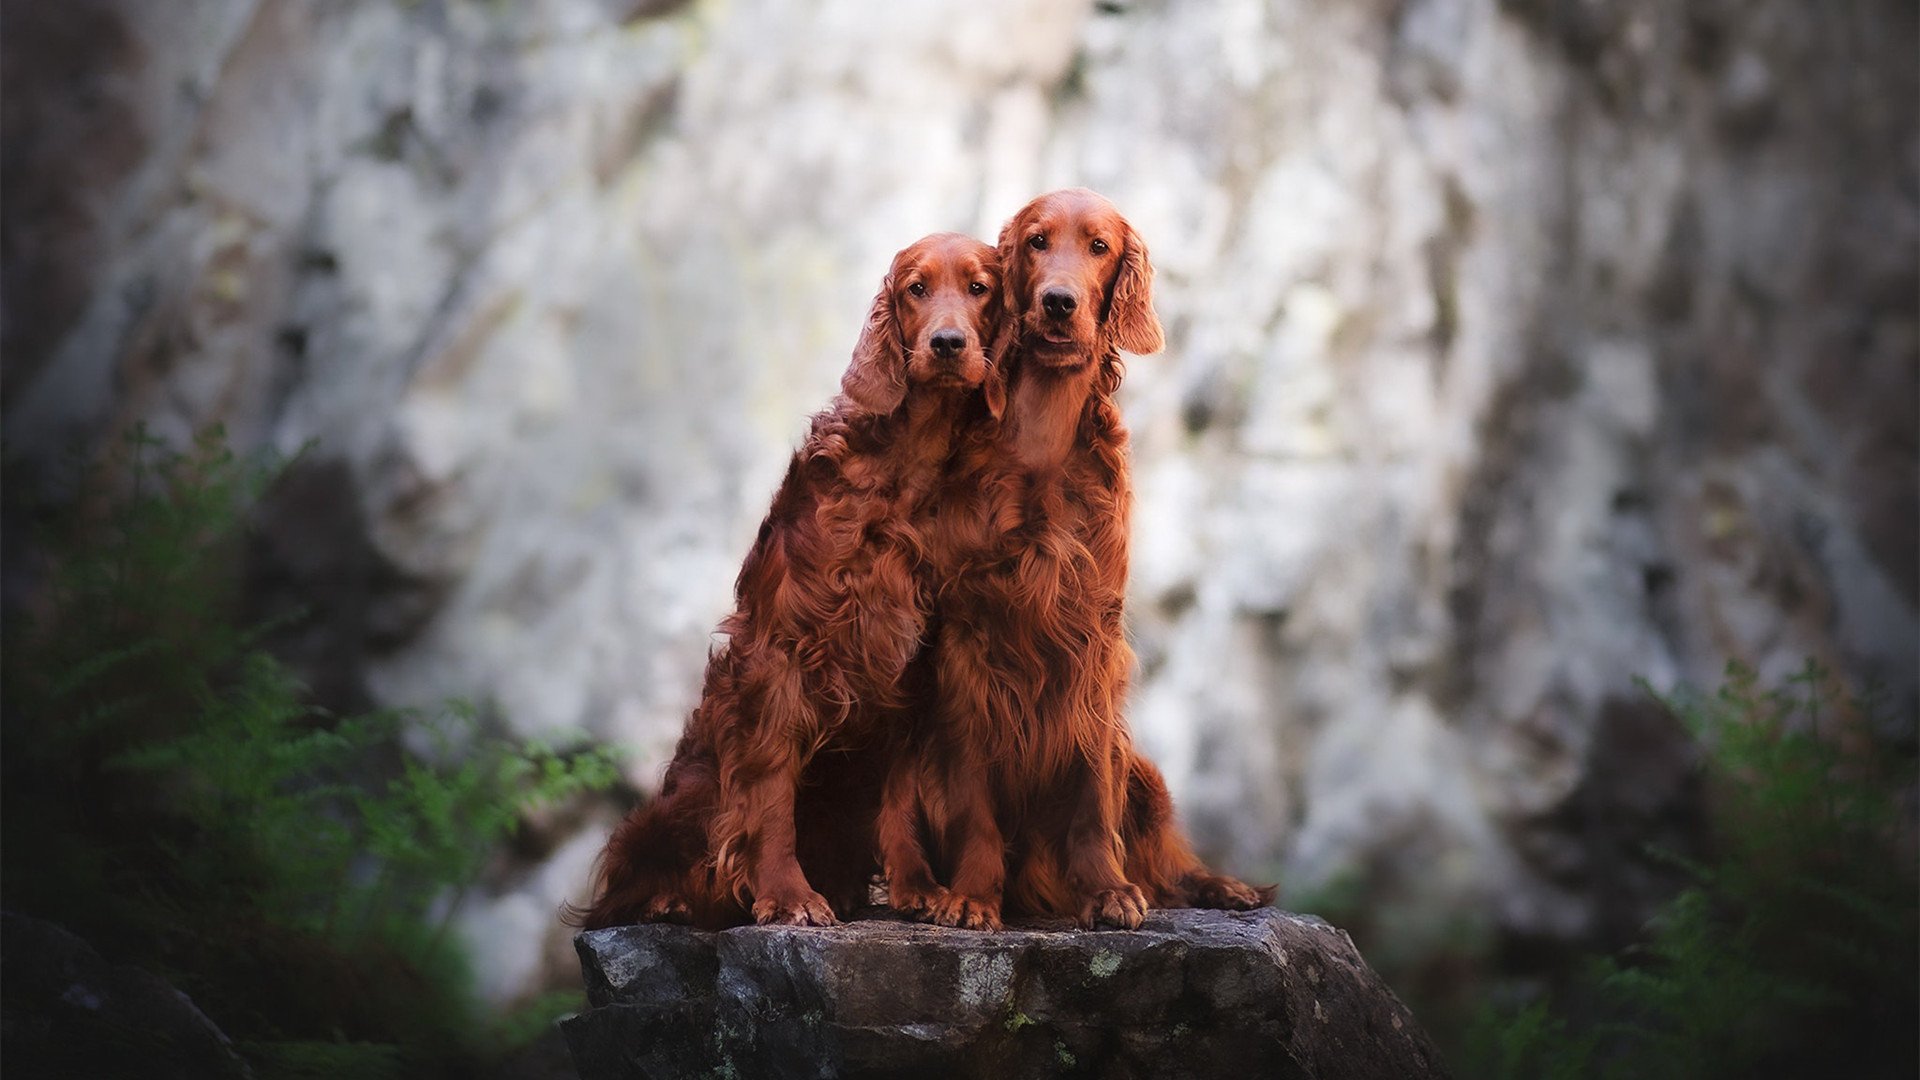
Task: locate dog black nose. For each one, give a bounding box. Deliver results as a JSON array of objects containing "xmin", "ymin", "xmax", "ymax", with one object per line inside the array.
[
  {"xmin": 931, "ymin": 329, "xmax": 966, "ymax": 357},
  {"xmin": 1042, "ymin": 289, "xmax": 1077, "ymax": 318}
]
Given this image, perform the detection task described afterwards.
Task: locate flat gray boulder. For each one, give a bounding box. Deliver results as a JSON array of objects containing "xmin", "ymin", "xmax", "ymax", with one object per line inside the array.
[{"xmin": 564, "ymin": 908, "xmax": 1448, "ymax": 1079}]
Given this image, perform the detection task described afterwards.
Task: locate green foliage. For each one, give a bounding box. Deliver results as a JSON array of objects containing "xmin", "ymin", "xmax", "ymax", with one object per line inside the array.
[
  {"xmin": 236, "ymin": 1041, "xmax": 412, "ymax": 1080},
  {"xmin": 1464, "ymin": 660, "xmax": 1918, "ymax": 1079},
  {"xmin": 2, "ymin": 426, "xmax": 618, "ymax": 1077},
  {"xmin": 1461, "ymin": 997, "xmax": 1595, "ymax": 1080}
]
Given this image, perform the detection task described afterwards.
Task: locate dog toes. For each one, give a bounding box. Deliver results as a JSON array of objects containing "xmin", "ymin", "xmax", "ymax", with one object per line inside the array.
[
  {"xmin": 1081, "ymin": 885, "xmax": 1148, "ymax": 930},
  {"xmin": 889, "ymin": 882, "xmax": 942, "ymax": 919},
  {"xmin": 926, "ymin": 891, "xmax": 1003, "ymax": 932},
  {"xmin": 1188, "ymin": 873, "xmax": 1273, "ymax": 911},
  {"xmin": 641, "ymin": 894, "xmax": 694, "ymax": 924},
  {"xmin": 753, "ymin": 890, "xmax": 838, "ymax": 927}
]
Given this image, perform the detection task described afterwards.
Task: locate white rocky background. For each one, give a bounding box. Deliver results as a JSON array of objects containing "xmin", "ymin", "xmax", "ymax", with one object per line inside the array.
[{"xmin": 6, "ymin": 0, "xmax": 1914, "ymax": 1009}]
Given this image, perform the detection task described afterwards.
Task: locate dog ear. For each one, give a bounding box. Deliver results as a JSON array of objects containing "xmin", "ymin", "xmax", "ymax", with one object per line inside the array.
[
  {"xmin": 1104, "ymin": 222, "xmax": 1164, "ymax": 355},
  {"xmin": 981, "ymin": 277, "xmax": 1011, "ymax": 420},
  {"xmin": 995, "ymin": 209, "xmax": 1032, "ymax": 317},
  {"xmin": 842, "ymin": 273, "xmax": 907, "ymax": 415},
  {"xmin": 982, "ymin": 357, "xmax": 1008, "ymax": 420}
]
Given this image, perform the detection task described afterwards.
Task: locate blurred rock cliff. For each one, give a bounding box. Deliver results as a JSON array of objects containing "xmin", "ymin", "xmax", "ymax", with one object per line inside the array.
[{"xmin": 6, "ymin": 0, "xmax": 1914, "ymax": 1006}]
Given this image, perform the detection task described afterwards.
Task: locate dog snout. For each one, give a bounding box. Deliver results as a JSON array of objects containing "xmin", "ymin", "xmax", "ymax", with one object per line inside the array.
[
  {"xmin": 1041, "ymin": 288, "xmax": 1077, "ymax": 319},
  {"xmin": 930, "ymin": 328, "xmax": 967, "ymax": 358}
]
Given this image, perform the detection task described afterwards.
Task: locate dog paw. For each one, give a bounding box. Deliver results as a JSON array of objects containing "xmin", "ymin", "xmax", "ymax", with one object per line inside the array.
[
  {"xmin": 1185, "ymin": 873, "xmax": 1273, "ymax": 911},
  {"xmin": 1080, "ymin": 884, "xmax": 1148, "ymax": 929},
  {"xmin": 888, "ymin": 880, "xmax": 943, "ymax": 919},
  {"xmin": 752, "ymin": 889, "xmax": 837, "ymax": 927},
  {"xmin": 640, "ymin": 893, "xmax": 694, "ymax": 924},
  {"xmin": 925, "ymin": 890, "xmax": 1003, "ymax": 931}
]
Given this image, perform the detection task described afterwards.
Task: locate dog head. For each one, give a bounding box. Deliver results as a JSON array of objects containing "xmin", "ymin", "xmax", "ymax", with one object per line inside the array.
[
  {"xmin": 996, "ymin": 188, "xmax": 1163, "ymax": 368},
  {"xmin": 843, "ymin": 232, "xmax": 1004, "ymax": 416}
]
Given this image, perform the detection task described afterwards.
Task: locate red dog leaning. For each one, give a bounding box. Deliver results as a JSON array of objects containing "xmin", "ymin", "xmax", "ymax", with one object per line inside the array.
[{"xmin": 572, "ymin": 233, "xmax": 1004, "ymax": 930}]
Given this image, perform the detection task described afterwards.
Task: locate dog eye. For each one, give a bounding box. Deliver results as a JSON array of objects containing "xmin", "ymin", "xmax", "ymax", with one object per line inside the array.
[
  {"xmin": 907, "ymin": 282, "xmax": 926, "ymax": 297},
  {"xmin": 1091, "ymin": 239, "xmax": 1110, "ymax": 255},
  {"xmin": 969, "ymin": 281, "xmax": 989, "ymax": 296},
  {"xmin": 1027, "ymin": 234, "xmax": 1048, "ymax": 251}
]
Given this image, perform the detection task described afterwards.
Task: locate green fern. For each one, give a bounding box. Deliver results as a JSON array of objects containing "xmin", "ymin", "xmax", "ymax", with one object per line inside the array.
[
  {"xmin": 2, "ymin": 426, "xmax": 619, "ymax": 1078},
  {"xmin": 1464, "ymin": 660, "xmax": 1918, "ymax": 1079},
  {"xmin": 1460, "ymin": 997, "xmax": 1595, "ymax": 1080}
]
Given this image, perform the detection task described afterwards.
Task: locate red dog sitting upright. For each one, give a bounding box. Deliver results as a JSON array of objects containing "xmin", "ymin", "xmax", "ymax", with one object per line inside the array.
[
  {"xmin": 572, "ymin": 233, "xmax": 1003, "ymax": 929},
  {"xmin": 881, "ymin": 190, "xmax": 1272, "ymax": 929}
]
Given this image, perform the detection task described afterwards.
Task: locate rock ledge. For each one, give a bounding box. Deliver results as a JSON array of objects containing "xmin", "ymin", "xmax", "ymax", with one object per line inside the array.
[{"xmin": 564, "ymin": 908, "xmax": 1448, "ymax": 1079}]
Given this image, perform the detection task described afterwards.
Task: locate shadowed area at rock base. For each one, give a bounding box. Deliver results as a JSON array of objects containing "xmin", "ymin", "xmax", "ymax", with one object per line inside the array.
[
  {"xmin": 1, "ymin": 912, "xmax": 252, "ymax": 1080},
  {"xmin": 563, "ymin": 907, "xmax": 1448, "ymax": 1079}
]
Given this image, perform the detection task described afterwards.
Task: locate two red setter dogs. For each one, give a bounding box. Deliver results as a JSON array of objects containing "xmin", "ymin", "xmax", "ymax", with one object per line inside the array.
[{"xmin": 572, "ymin": 192, "xmax": 1269, "ymax": 934}]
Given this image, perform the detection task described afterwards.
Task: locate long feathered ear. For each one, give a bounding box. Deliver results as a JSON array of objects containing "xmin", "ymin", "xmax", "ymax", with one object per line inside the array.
[
  {"xmin": 982, "ymin": 283, "xmax": 1011, "ymax": 420},
  {"xmin": 983, "ymin": 313, "xmax": 1013, "ymax": 418},
  {"xmin": 841, "ymin": 273, "xmax": 907, "ymax": 415},
  {"xmin": 995, "ymin": 210, "xmax": 1030, "ymax": 318},
  {"xmin": 985, "ymin": 206, "xmax": 1034, "ymax": 414},
  {"xmin": 1104, "ymin": 223, "xmax": 1164, "ymax": 355}
]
